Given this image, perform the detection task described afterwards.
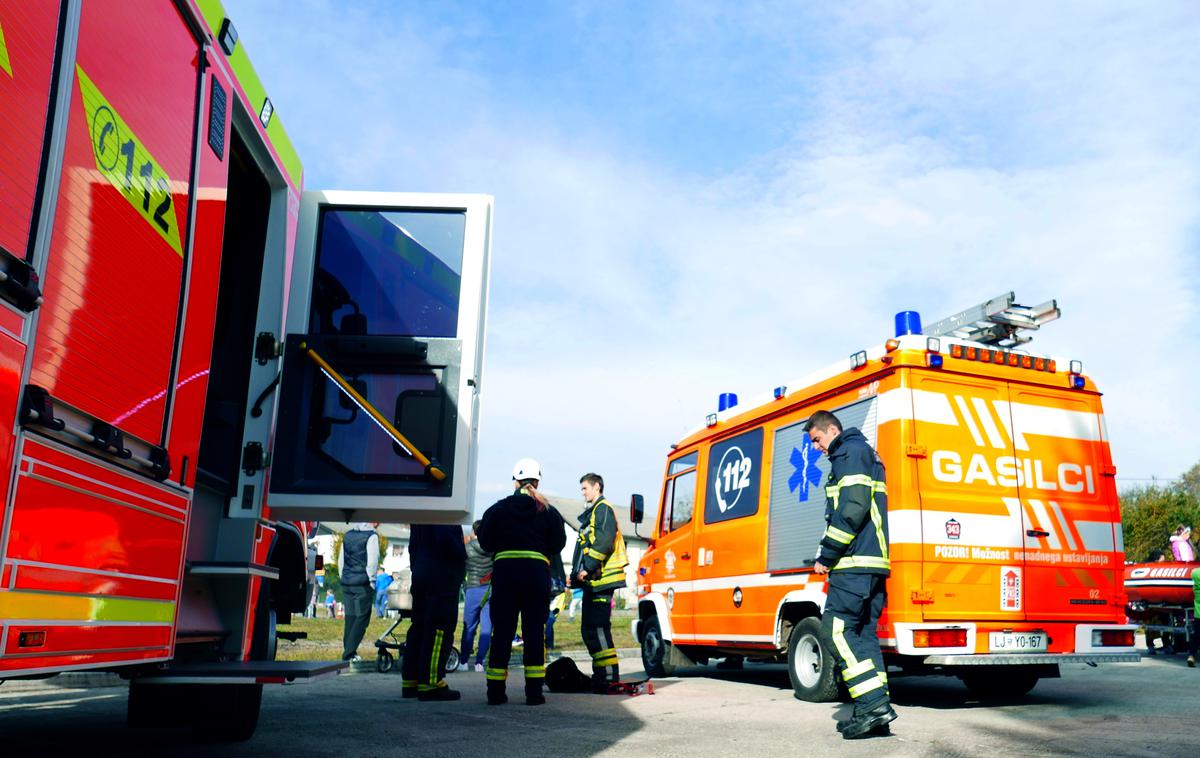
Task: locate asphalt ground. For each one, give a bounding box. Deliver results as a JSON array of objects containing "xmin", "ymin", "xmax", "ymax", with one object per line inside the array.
[{"xmin": 2, "ymin": 652, "xmax": 1198, "ymax": 756}]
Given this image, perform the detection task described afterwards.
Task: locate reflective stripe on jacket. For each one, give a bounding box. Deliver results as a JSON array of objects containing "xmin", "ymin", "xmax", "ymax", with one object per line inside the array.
[
  {"xmin": 573, "ymin": 497, "xmax": 628, "ymax": 592},
  {"xmin": 818, "ymin": 427, "xmax": 890, "ymax": 575}
]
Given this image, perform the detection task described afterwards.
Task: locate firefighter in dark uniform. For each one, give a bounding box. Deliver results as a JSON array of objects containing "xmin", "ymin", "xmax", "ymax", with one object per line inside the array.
[
  {"xmin": 807, "ymin": 409, "xmax": 897, "ymax": 739},
  {"xmin": 572, "ymin": 472, "xmax": 629, "ymax": 693},
  {"xmin": 476, "ymin": 458, "xmax": 567, "ymax": 706},
  {"xmin": 402, "ymin": 523, "xmax": 466, "ymax": 701}
]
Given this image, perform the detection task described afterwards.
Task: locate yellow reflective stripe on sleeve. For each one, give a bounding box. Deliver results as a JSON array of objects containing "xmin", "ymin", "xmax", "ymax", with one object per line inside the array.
[
  {"xmin": 848, "ymin": 675, "xmax": 885, "ymax": 698},
  {"xmin": 0, "ymin": 590, "xmax": 175, "ymax": 623},
  {"xmin": 75, "ymin": 66, "xmax": 184, "ymax": 256},
  {"xmin": 843, "ymin": 658, "xmax": 876, "ymax": 679},
  {"xmin": 495, "ymin": 550, "xmax": 549, "ymax": 564},
  {"xmin": 486, "ymin": 667, "xmax": 508, "ymax": 681},
  {"xmin": 0, "ymin": 20, "xmax": 12, "ymax": 77},
  {"xmin": 837, "ymin": 474, "xmax": 875, "ymax": 488},
  {"xmin": 824, "ymin": 525, "xmax": 855, "ymax": 545},
  {"xmin": 584, "ymin": 548, "xmax": 607, "ymax": 560},
  {"xmin": 870, "ymin": 501, "xmax": 888, "ymax": 561},
  {"xmin": 830, "ymin": 617, "xmax": 860, "ymax": 667},
  {"xmin": 833, "ymin": 555, "xmax": 891, "ymax": 570}
]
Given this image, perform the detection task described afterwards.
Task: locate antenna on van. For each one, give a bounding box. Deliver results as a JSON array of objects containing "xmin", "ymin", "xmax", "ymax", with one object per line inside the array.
[{"xmin": 923, "ymin": 292, "xmax": 1060, "ymax": 347}]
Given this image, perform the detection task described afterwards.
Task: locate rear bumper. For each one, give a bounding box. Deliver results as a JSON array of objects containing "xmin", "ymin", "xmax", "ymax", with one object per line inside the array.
[{"xmin": 923, "ymin": 652, "xmax": 1140, "ymax": 666}]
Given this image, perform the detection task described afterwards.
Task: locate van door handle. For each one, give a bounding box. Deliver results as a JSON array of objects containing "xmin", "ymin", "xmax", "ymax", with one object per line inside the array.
[
  {"xmin": 681, "ymin": 552, "xmax": 691, "ymax": 560},
  {"xmin": 1026, "ymin": 529, "xmax": 1050, "ymax": 538}
]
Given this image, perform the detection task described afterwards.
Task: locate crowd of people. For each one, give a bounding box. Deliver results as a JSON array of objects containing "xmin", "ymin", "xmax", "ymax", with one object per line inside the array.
[{"xmin": 323, "ymin": 459, "xmax": 630, "ymax": 706}]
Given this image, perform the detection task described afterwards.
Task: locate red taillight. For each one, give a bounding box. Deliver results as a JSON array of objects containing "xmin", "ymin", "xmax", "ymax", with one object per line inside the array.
[
  {"xmin": 913, "ymin": 628, "xmax": 967, "ymax": 648},
  {"xmin": 1094, "ymin": 629, "xmax": 1134, "ymax": 647},
  {"xmin": 18, "ymin": 630, "xmax": 46, "ymax": 648}
]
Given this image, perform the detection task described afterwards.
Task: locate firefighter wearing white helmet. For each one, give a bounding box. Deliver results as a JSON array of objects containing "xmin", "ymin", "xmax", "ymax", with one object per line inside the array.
[{"xmin": 476, "ymin": 459, "xmax": 567, "ymax": 705}]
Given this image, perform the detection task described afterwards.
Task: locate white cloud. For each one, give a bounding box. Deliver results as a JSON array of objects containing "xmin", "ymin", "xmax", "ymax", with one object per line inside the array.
[{"xmin": 226, "ymin": 1, "xmax": 1200, "ymax": 514}]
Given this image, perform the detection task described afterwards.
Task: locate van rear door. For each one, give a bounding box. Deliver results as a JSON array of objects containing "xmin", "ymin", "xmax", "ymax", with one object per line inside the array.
[
  {"xmin": 911, "ymin": 371, "xmax": 1027, "ymax": 622},
  {"xmin": 1005, "ymin": 384, "xmax": 1120, "ymax": 622}
]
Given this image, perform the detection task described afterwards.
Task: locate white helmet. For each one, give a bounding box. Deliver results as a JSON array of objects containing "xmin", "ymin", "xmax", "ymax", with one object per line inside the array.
[{"xmin": 512, "ymin": 457, "xmax": 542, "ymax": 482}]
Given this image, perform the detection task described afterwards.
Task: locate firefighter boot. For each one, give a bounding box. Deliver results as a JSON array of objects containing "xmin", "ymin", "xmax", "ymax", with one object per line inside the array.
[
  {"xmin": 402, "ymin": 680, "xmax": 418, "ymax": 699},
  {"xmin": 525, "ymin": 680, "xmax": 546, "ymax": 706},
  {"xmin": 417, "ymin": 682, "xmax": 461, "ymax": 702},
  {"xmin": 841, "ymin": 701, "xmax": 898, "ymax": 740},
  {"xmin": 487, "ymin": 680, "xmax": 508, "ymax": 706}
]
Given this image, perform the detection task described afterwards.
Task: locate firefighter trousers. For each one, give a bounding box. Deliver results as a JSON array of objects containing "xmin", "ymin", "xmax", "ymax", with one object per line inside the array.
[
  {"xmin": 581, "ymin": 587, "xmax": 619, "ymax": 684},
  {"xmin": 402, "ymin": 584, "xmax": 460, "ymax": 693},
  {"xmin": 822, "ymin": 572, "xmax": 888, "ymax": 708},
  {"xmin": 486, "ymin": 559, "xmax": 550, "ymax": 695}
]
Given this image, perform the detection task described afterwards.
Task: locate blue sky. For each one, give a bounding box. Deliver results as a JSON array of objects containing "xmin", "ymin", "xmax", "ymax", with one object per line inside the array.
[{"xmin": 226, "ymin": 0, "xmax": 1200, "ymax": 514}]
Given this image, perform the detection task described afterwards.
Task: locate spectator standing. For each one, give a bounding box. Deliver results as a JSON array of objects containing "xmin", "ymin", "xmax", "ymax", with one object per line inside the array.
[
  {"xmin": 325, "ymin": 588, "xmax": 336, "ymax": 618},
  {"xmin": 375, "ymin": 568, "xmax": 394, "ymax": 618},
  {"xmin": 458, "ymin": 522, "xmax": 494, "ymax": 672},
  {"xmin": 1170, "ymin": 526, "xmax": 1196, "ymax": 562},
  {"xmin": 337, "ymin": 522, "xmax": 380, "ymax": 660}
]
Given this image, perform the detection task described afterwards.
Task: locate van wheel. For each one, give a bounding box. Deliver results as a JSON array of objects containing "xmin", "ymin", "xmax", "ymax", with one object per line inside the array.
[
  {"xmin": 959, "ymin": 669, "xmax": 1040, "ymax": 700},
  {"xmin": 788, "ymin": 617, "xmax": 839, "ymax": 702},
  {"xmin": 641, "ymin": 616, "xmax": 676, "ymax": 677}
]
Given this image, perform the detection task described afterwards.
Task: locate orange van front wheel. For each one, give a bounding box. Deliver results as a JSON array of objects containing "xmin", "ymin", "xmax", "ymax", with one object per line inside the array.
[{"xmin": 788, "ymin": 617, "xmax": 839, "ymax": 702}]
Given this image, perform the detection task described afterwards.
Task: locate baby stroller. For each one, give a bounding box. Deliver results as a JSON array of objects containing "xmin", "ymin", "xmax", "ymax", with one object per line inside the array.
[{"xmin": 375, "ymin": 572, "xmax": 459, "ymax": 673}]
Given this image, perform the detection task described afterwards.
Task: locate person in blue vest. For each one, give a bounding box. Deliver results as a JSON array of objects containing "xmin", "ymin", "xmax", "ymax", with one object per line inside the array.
[
  {"xmin": 477, "ymin": 458, "xmax": 567, "ymax": 706},
  {"xmin": 402, "ymin": 523, "xmax": 467, "ymax": 701},
  {"xmin": 808, "ymin": 410, "xmax": 897, "ymax": 740},
  {"xmin": 337, "ymin": 522, "xmax": 379, "ymax": 660}
]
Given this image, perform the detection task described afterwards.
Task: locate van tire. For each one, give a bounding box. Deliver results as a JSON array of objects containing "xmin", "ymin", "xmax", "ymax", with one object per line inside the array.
[
  {"xmin": 641, "ymin": 616, "xmax": 675, "ymax": 677},
  {"xmin": 788, "ymin": 617, "xmax": 839, "ymax": 702}
]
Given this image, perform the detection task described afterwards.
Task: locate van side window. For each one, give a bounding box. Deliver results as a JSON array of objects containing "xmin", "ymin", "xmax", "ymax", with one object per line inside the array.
[
  {"xmin": 670, "ymin": 471, "xmax": 697, "ymax": 531},
  {"xmin": 660, "ymin": 452, "xmax": 699, "ymax": 535}
]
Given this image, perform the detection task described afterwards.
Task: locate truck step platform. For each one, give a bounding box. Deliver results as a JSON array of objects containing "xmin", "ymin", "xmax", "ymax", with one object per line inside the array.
[{"xmin": 130, "ymin": 659, "xmax": 346, "ymax": 685}]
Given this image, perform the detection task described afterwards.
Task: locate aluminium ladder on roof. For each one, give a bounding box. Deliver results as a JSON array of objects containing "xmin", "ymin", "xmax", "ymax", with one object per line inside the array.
[{"xmin": 922, "ymin": 292, "xmax": 1060, "ymax": 347}]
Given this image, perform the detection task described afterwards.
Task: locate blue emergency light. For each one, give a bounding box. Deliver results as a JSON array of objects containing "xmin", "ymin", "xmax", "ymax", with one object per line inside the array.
[
  {"xmin": 895, "ymin": 310, "xmax": 922, "ymax": 337},
  {"xmin": 718, "ymin": 393, "xmax": 738, "ymax": 412}
]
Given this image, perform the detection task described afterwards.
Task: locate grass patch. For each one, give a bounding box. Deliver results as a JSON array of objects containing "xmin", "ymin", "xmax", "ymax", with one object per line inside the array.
[{"xmin": 277, "ymin": 609, "xmax": 637, "ymax": 661}]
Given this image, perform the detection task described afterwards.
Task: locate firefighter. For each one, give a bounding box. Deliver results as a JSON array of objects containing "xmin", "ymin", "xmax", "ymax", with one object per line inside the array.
[
  {"xmin": 807, "ymin": 410, "xmax": 897, "ymax": 739},
  {"xmin": 402, "ymin": 523, "xmax": 466, "ymax": 702},
  {"xmin": 571, "ymin": 472, "xmax": 629, "ymax": 693},
  {"xmin": 476, "ymin": 458, "xmax": 568, "ymax": 706}
]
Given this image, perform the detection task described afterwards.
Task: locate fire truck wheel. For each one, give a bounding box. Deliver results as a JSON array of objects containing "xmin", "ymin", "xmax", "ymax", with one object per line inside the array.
[
  {"xmin": 788, "ymin": 617, "xmax": 839, "ymax": 702},
  {"xmin": 959, "ymin": 668, "xmax": 1040, "ymax": 700},
  {"xmin": 641, "ymin": 616, "xmax": 676, "ymax": 677},
  {"xmin": 198, "ymin": 683, "xmax": 264, "ymax": 742}
]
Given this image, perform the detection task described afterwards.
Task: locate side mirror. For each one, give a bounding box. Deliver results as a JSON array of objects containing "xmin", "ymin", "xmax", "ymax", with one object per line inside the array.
[{"xmin": 630, "ymin": 494, "xmax": 644, "ymax": 524}]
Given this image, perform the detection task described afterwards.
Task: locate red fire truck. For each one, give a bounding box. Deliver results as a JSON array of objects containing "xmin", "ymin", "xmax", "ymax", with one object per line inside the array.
[{"xmin": 0, "ymin": 0, "xmax": 491, "ymax": 739}]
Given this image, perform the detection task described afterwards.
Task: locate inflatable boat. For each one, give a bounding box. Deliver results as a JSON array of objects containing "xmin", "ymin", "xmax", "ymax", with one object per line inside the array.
[{"xmin": 1124, "ymin": 561, "xmax": 1198, "ymax": 605}]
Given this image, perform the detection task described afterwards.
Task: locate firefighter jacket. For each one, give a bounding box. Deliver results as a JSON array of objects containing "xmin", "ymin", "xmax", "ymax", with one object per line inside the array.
[
  {"xmin": 817, "ymin": 427, "xmax": 890, "ymax": 575},
  {"xmin": 409, "ymin": 524, "xmax": 467, "ymax": 593},
  {"xmin": 477, "ymin": 491, "xmax": 568, "ymax": 566},
  {"xmin": 572, "ymin": 497, "xmax": 629, "ymax": 592}
]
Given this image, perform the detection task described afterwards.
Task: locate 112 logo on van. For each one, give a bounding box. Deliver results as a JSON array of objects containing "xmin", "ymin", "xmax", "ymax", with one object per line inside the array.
[{"xmin": 705, "ymin": 428, "xmax": 763, "ymax": 524}]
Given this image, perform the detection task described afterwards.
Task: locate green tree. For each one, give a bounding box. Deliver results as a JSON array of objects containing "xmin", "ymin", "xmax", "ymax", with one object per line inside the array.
[{"xmin": 1120, "ymin": 469, "xmax": 1200, "ymax": 563}]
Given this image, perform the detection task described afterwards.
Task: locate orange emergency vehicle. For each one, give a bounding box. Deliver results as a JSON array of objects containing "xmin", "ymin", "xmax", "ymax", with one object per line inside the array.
[
  {"xmin": 632, "ymin": 296, "xmax": 1138, "ymax": 701},
  {"xmin": 1, "ymin": 0, "xmax": 491, "ymax": 739}
]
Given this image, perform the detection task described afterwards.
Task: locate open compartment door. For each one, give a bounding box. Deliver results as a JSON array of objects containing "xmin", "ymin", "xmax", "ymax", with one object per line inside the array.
[{"xmin": 266, "ymin": 191, "xmax": 492, "ymax": 523}]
